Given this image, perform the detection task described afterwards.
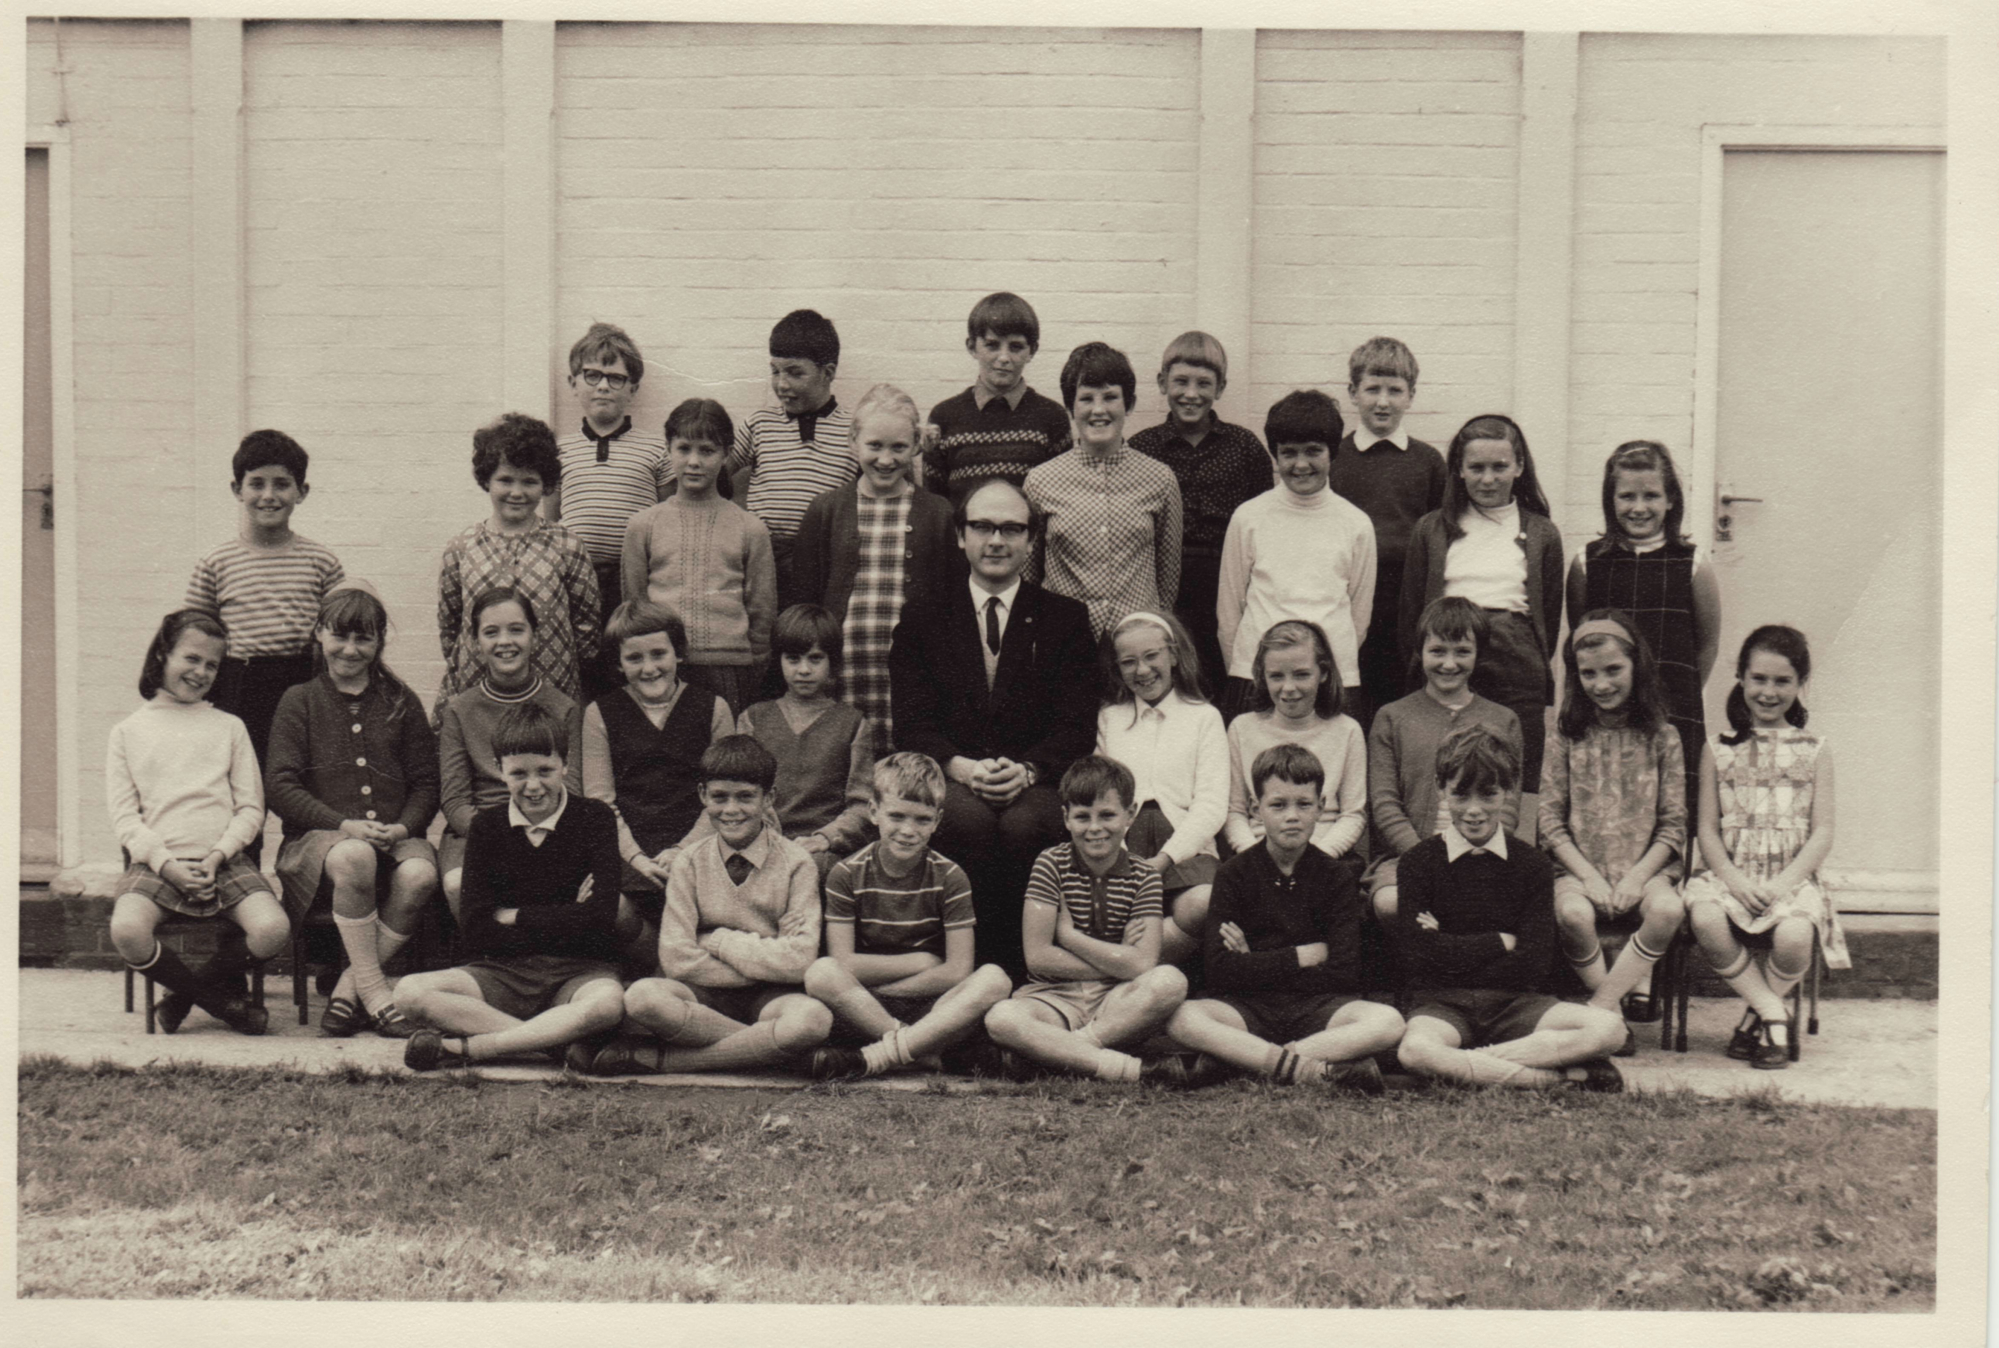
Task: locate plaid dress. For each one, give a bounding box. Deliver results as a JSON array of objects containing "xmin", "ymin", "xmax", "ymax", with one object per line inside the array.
[
  {"xmin": 436, "ymin": 518, "xmax": 600, "ymax": 719},
  {"xmin": 842, "ymin": 491, "xmax": 911, "ymax": 756}
]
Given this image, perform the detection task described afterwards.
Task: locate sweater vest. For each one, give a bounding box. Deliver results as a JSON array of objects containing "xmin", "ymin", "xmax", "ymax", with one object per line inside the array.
[{"xmin": 596, "ymin": 687, "xmax": 717, "ymax": 854}]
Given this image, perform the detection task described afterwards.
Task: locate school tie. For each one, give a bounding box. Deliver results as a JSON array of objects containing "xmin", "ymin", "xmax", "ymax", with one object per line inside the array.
[
  {"xmin": 724, "ymin": 852, "xmax": 752, "ymax": 886},
  {"xmin": 984, "ymin": 595, "xmax": 1003, "ymax": 655}
]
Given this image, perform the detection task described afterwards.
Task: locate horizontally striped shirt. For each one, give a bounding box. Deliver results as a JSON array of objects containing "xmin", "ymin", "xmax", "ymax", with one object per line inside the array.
[
  {"xmin": 1023, "ymin": 842, "xmax": 1162, "ymax": 944},
  {"xmin": 184, "ymin": 534, "xmax": 345, "ymax": 658},
  {"xmin": 823, "ymin": 843, "xmax": 975, "ymax": 958},
  {"xmin": 728, "ymin": 403, "xmax": 857, "ymax": 543},
  {"xmin": 555, "ymin": 420, "xmax": 673, "ymax": 566}
]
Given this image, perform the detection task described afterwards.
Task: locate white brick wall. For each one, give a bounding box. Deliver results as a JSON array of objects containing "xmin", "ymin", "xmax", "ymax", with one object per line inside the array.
[
  {"xmin": 1250, "ymin": 30, "xmax": 1521, "ymax": 446},
  {"xmin": 42, "ymin": 21, "xmax": 200, "ymax": 863},
  {"xmin": 1567, "ymin": 32, "xmax": 1945, "ymax": 548},
  {"xmin": 243, "ymin": 20, "xmax": 507, "ymax": 719},
  {"xmin": 553, "ymin": 23, "xmax": 1201, "ymax": 441},
  {"xmin": 37, "ymin": 21, "xmax": 1949, "ymax": 869}
]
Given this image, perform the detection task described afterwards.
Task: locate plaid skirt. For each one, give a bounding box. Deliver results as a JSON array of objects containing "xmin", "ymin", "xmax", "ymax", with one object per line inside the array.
[{"xmin": 118, "ymin": 854, "xmax": 274, "ymax": 919}]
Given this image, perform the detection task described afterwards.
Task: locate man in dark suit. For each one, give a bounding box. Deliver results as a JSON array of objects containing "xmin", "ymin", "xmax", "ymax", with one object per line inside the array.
[{"xmin": 889, "ymin": 479, "xmax": 1098, "ymax": 978}]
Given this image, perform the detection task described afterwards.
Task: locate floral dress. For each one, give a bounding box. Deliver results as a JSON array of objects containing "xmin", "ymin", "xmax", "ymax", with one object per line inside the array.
[{"xmin": 1683, "ymin": 726, "xmax": 1850, "ymax": 969}]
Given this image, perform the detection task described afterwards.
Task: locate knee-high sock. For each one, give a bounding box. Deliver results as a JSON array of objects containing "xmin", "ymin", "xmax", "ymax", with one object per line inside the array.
[
  {"xmin": 335, "ymin": 911, "xmax": 391, "ymax": 1013},
  {"xmin": 133, "ymin": 942, "xmax": 236, "ymax": 1017},
  {"xmin": 1567, "ymin": 938, "xmax": 1606, "ymax": 989},
  {"xmin": 376, "ymin": 919, "xmax": 411, "ymax": 974},
  {"xmin": 1594, "ymin": 932, "xmax": 1667, "ymax": 1005},
  {"xmin": 1712, "ymin": 946, "xmax": 1785, "ymax": 1021},
  {"xmin": 196, "ymin": 927, "xmax": 260, "ymax": 997},
  {"xmin": 1765, "ymin": 954, "xmax": 1807, "ymax": 1007}
]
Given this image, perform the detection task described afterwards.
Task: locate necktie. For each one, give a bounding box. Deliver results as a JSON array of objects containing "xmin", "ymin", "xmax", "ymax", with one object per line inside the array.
[
  {"xmin": 984, "ymin": 595, "xmax": 1002, "ymax": 655},
  {"xmin": 725, "ymin": 852, "xmax": 752, "ymax": 886},
  {"xmin": 586, "ymin": 416, "xmax": 632, "ymax": 464}
]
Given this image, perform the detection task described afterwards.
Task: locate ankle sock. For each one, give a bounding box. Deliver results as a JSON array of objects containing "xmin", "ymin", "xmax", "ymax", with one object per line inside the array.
[
  {"xmin": 861, "ymin": 1026, "xmax": 911, "ymax": 1076},
  {"xmin": 1093, "ymin": 1049, "xmax": 1141, "ymax": 1083}
]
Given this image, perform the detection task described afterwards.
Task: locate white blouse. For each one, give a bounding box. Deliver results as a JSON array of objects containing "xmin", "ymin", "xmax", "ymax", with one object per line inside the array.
[{"xmin": 1096, "ymin": 693, "xmax": 1229, "ymax": 863}]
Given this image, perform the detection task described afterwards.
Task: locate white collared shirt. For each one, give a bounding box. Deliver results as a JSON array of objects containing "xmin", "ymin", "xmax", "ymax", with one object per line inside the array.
[
  {"xmin": 509, "ymin": 788, "xmax": 570, "ymax": 847},
  {"xmin": 1441, "ymin": 822, "xmax": 1509, "ymax": 863},
  {"xmin": 969, "ymin": 576, "xmax": 1024, "ymax": 681},
  {"xmin": 1353, "ymin": 427, "xmax": 1411, "ymax": 452}
]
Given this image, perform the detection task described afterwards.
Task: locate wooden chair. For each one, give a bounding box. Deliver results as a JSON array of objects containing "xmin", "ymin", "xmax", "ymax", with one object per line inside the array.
[
  {"xmin": 1666, "ymin": 921, "xmax": 1822, "ymax": 1060},
  {"xmin": 123, "ymin": 913, "xmax": 268, "ymax": 1034}
]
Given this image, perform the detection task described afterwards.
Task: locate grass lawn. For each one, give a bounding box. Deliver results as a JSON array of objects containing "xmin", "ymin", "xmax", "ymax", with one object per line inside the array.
[{"xmin": 18, "ymin": 1057, "xmax": 1934, "ymax": 1309}]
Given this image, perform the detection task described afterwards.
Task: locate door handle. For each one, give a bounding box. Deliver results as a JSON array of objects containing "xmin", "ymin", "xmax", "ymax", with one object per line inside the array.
[
  {"xmin": 1719, "ymin": 493, "xmax": 1763, "ymax": 505},
  {"xmin": 1715, "ymin": 490, "xmax": 1762, "ymax": 542}
]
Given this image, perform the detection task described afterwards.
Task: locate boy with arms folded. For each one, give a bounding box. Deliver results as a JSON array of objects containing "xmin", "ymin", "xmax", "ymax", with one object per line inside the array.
[
  {"xmin": 583, "ymin": 735, "xmax": 829, "ymax": 1075},
  {"xmin": 1165, "ymin": 743, "xmax": 1402, "ymax": 1091},
  {"xmin": 1393, "ymin": 726, "xmax": 1625, "ymax": 1091},
  {"xmin": 983, "ymin": 755, "xmax": 1187, "ymax": 1082},
  {"xmin": 804, "ymin": 752, "xmax": 1014, "ymax": 1080},
  {"xmin": 400, "ymin": 703, "xmax": 625, "ymax": 1071}
]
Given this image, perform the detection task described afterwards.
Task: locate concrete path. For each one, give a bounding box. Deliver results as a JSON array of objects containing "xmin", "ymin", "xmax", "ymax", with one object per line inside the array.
[{"xmin": 18, "ymin": 968, "xmax": 1936, "ymax": 1110}]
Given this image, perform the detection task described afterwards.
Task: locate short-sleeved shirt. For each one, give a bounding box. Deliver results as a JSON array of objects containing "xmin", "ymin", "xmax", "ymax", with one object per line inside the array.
[
  {"xmin": 729, "ymin": 403, "xmax": 857, "ymax": 543},
  {"xmin": 184, "ymin": 535, "xmax": 345, "ymax": 658},
  {"xmin": 1023, "ymin": 842, "xmax": 1162, "ymax": 944},
  {"xmin": 823, "ymin": 843, "xmax": 975, "ymax": 959},
  {"xmin": 555, "ymin": 419, "xmax": 673, "ymax": 567}
]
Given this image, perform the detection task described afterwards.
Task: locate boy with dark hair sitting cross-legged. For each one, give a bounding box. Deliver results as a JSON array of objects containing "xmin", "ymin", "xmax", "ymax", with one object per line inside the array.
[
  {"xmin": 1163, "ymin": 743, "xmax": 1403, "ymax": 1092},
  {"xmin": 1392, "ymin": 725, "xmax": 1626, "ymax": 1091},
  {"xmin": 399, "ymin": 702, "xmax": 625, "ymax": 1071},
  {"xmin": 582, "ymin": 734, "xmax": 830, "ymax": 1075}
]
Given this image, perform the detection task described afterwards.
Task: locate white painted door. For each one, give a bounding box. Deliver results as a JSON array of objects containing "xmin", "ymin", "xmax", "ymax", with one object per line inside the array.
[
  {"xmin": 21, "ymin": 147, "xmax": 59, "ymax": 870},
  {"xmin": 1710, "ymin": 148, "xmax": 1942, "ymax": 909}
]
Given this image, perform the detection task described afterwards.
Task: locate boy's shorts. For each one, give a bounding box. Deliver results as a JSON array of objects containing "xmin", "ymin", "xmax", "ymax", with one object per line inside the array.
[
  {"xmin": 1213, "ymin": 991, "xmax": 1362, "ymax": 1045},
  {"xmin": 463, "ymin": 954, "xmax": 622, "ymax": 1021},
  {"xmin": 119, "ymin": 854, "xmax": 275, "ymax": 920},
  {"xmin": 691, "ymin": 981, "xmax": 798, "ymax": 1025},
  {"xmin": 1011, "ymin": 978, "xmax": 1116, "ymax": 1032},
  {"xmin": 824, "ymin": 992, "xmax": 940, "ymax": 1046},
  {"xmin": 275, "ymin": 831, "xmax": 437, "ymax": 923},
  {"xmin": 1406, "ymin": 987, "xmax": 1560, "ymax": 1050}
]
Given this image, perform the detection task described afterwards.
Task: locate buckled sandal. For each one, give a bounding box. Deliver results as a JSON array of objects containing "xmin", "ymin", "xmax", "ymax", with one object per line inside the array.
[{"xmin": 320, "ymin": 996, "xmax": 372, "ymax": 1038}]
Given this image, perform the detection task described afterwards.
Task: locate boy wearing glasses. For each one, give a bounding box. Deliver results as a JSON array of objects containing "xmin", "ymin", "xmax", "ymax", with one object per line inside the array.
[
  {"xmin": 888, "ymin": 479, "xmax": 1098, "ymax": 979},
  {"xmin": 551, "ymin": 323, "xmax": 674, "ymax": 702}
]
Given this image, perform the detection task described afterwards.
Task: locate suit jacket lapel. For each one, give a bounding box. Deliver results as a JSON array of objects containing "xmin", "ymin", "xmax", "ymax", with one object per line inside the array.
[{"xmin": 990, "ymin": 583, "xmax": 1037, "ymax": 706}]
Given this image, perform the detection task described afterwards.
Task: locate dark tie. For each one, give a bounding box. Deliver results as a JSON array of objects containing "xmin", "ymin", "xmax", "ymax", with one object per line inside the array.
[
  {"xmin": 725, "ymin": 853, "xmax": 752, "ymax": 886},
  {"xmin": 984, "ymin": 595, "xmax": 1002, "ymax": 655}
]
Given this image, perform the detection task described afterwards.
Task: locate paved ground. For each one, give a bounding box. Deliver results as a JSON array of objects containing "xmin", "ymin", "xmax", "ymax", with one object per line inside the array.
[{"xmin": 18, "ymin": 967, "xmax": 1937, "ymax": 1110}]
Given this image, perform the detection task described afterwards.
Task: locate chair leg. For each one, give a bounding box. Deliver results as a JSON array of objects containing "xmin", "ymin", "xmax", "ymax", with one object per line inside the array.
[
  {"xmin": 294, "ymin": 921, "xmax": 309, "ymax": 1026},
  {"xmin": 144, "ymin": 974, "xmax": 157, "ymax": 1034},
  {"xmin": 1807, "ymin": 931, "xmax": 1822, "ymax": 1036},
  {"xmin": 124, "ymin": 965, "xmax": 134, "ymax": 1014}
]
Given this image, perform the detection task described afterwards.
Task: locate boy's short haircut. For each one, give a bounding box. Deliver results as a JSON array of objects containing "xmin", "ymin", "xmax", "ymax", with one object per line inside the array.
[
  {"xmin": 493, "ymin": 701, "xmax": 568, "ymax": 763},
  {"xmin": 233, "ymin": 429, "xmax": 309, "ymax": 486},
  {"xmin": 951, "ymin": 478, "xmax": 1045, "ymax": 540},
  {"xmin": 770, "ymin": 309, "xmax": 840, "ymax": 368},
  {"xmin": 1417, "ymin": 596, "xmax": 1490, "ymax": 662},
  {"xmin": 1264, "ymin": 389, "xmax": 1344, "ymax": 451},
  {"xmin": 1347, "ymin": 336, "xmax": 1420, "ymax": 390},
  {"xmin": 664, "ymin": 397, "xmax": 733, "ymax": 448},
  {"xmin": 472, "ymin": 413, "xmax": 563, "ymax": 491},
  {"xmin": 700, "ymin": 734, "xmax": 779, "ymax": 793},
  {"xmin": 872, "ymin": 751, "xmax": 946, "ymax": 812},
  {"xmin": 1159, "ymin": 330, "xmax": 1229, "ymax": 384},
  {"xmin": 1058, "ymin": 754, "xmax": 1136, "ymax": 813},
  {"xmin": 1249, "ymin": 742, "xmax": 1326, "ymax": 800},
  {"xmin": 568, "ymin": 322, "xmax": 645, "ymax": 385},
  {"xmin": 773, "ymin": 602, "xmax": 843, "ymax": 668},
  {"xmin": 603, "ymin": 599, "xmax": 687, "ymax": 659},
  {"xmin": 1434, "ymin": 724, "xmax": 1520, "ymax": 796},
  {"xmin": 966, "ymin": 292, "xmax": 1040, "ymax": 351},
  {"xmin": 1058, "ymin": 341, "xmax": 1137, "ymax": 413},
  {"xmin": 851, "ymin": 383, "xmax": 920, "ymax": 436}
]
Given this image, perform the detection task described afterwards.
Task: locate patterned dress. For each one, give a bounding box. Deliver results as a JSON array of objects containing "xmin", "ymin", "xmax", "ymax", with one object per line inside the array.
[
  {"xmin": 842, "ymin": 490, "xmax": 911, "ymax": 757},
  {"xmin": 1023, "ymin": 441, "xmax": 1183, "ymax": 639},
  {"xmin": 1538, "ymin": 721, "xmax": 1687, "ymax": 886},
  {"xmin": 435, "ymin": 518, "xmax": 600, "ymax": 718},
  {"xmin": 1682, "ymin": 727, "xmax": 1850, "ymax": 968}
]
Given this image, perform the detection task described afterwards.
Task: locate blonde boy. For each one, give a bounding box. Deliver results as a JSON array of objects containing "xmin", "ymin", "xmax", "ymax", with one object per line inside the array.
[{"xmin": 804, "ymin": 753, "xmax": 1013, "ymax": 1079}]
